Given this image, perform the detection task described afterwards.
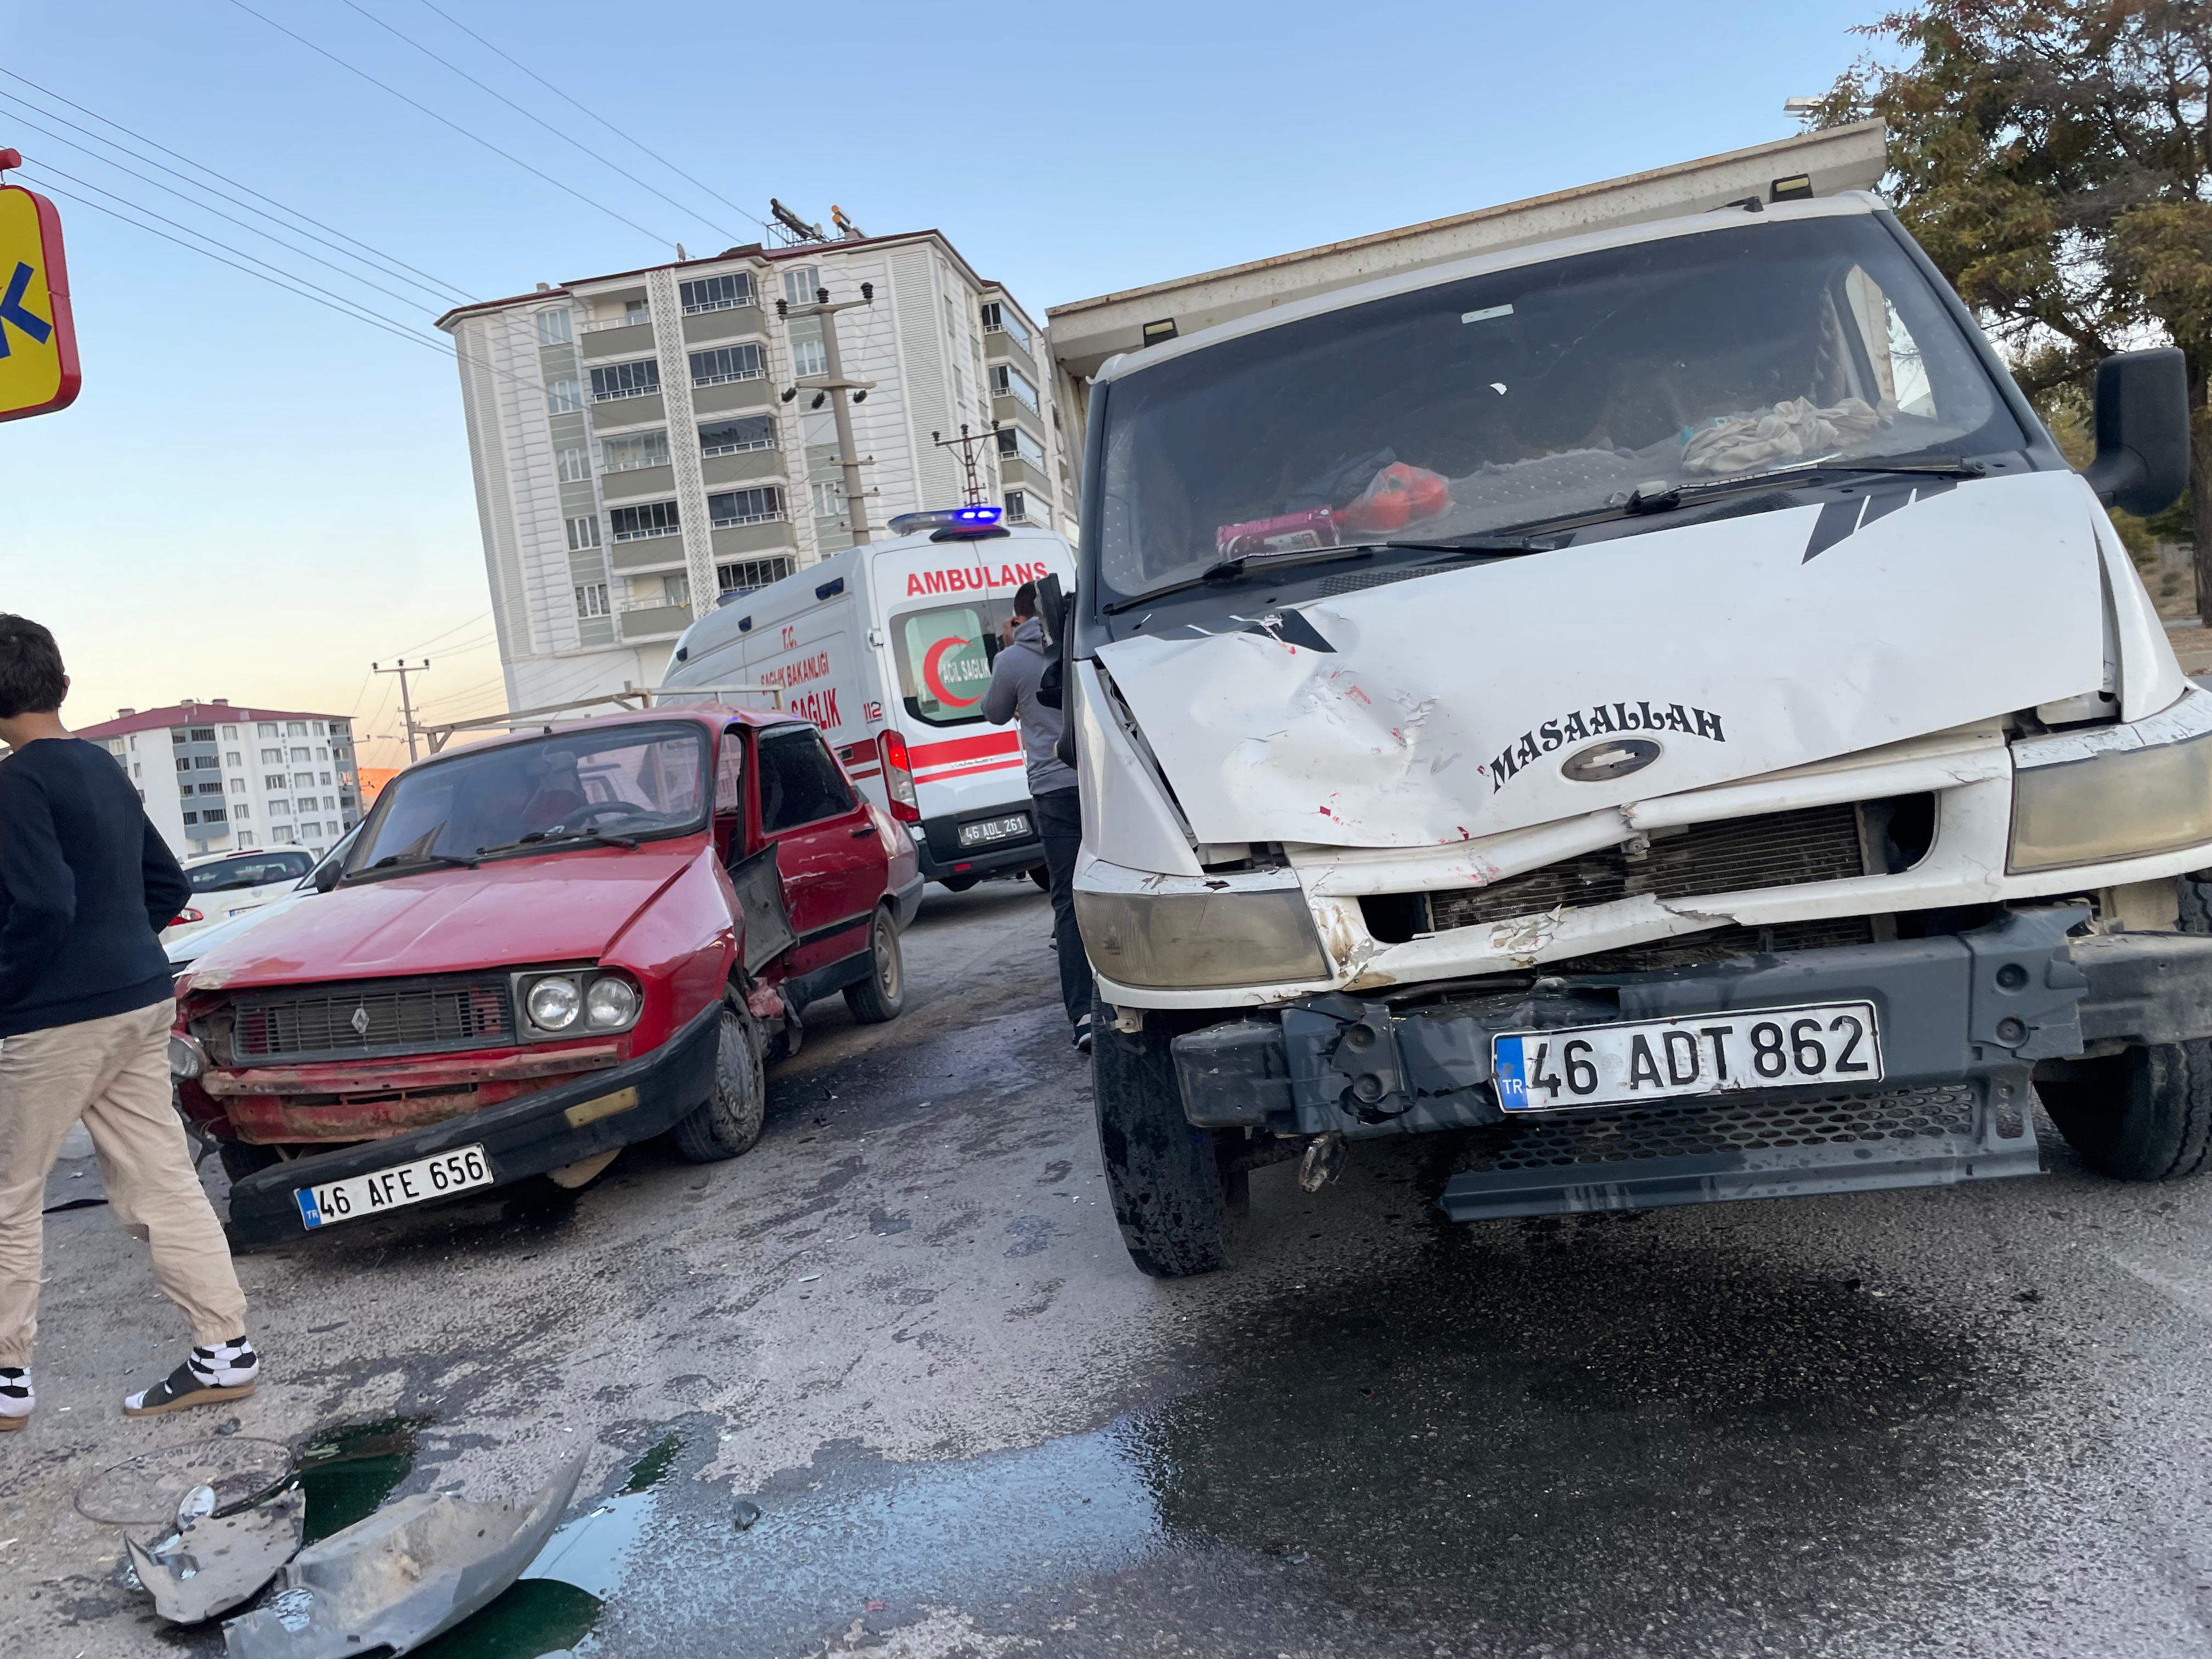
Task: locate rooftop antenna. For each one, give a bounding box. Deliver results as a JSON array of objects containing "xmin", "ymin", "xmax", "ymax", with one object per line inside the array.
[
  {"xmin": 768, "ymin": 198, "xmax": 826, "ymax": 246},
  {"xmin": 931, "ymin": 421, "xmax": 1001, "ymax": 506}
]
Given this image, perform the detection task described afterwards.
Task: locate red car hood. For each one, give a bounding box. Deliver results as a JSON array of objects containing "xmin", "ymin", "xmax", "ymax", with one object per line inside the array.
[{"xmin": 180, "ymin": 843, "xmax": 701, "ymax": 990}]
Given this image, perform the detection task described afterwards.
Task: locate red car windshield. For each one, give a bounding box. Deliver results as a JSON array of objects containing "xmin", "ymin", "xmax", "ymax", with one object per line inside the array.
[{"xmin": 351, "ymin": 723, "xmax": 710, "ymax": 871}]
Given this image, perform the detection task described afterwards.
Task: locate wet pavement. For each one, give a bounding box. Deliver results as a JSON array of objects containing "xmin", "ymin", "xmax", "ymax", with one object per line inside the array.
[{"xmin": 5, "ymin": 878, "xmax": 2212, "ymax": 1656}]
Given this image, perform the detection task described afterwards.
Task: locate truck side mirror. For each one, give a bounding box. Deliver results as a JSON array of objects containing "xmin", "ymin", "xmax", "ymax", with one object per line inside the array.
[
  {"xmin": 2083, "ymin": 347, "xmax": 2191, "ymax": 517},
  {"xmin": 311, "ymin": 861, "xmax": 342, "ymax": 894}
]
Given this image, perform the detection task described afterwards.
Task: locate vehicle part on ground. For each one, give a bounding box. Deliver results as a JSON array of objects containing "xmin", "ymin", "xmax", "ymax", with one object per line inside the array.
[
  {"xmin": 843, "ymin": 906, "xmax": 906, "ymax": 1023},
  {"xmin": 1092, "ymin": 996, "xmax": 1230, "ymax": 1277},
  {"xmin": 1297, "ymin": 1131, "xmax": 1346, "ymax": 1192},
  {"xmin": 222, "ymin": 1449, "xmax": 585, "ymax": 1658},
  {"xmin": 2042, "ymin": 872, "xmax": 2212, "ymax": 1180},
  {"xmin": 76, "ymin": 1437, "xmax": 294, "ymax": 1526},
  {"xmin": 672, "ymin": 1000, "xmax": 766, "ymax": 1163},
  {"xmin": 544, "ymin": 1148, "xmax": 622, "ymax": 1189},
  {"xmin": 127, "ymin": 1486, "xmax": 304, "ymax": 1624},
  {"xmin": 219, "ymin": 1141, "xmax": 283, "ymax": 1184}
]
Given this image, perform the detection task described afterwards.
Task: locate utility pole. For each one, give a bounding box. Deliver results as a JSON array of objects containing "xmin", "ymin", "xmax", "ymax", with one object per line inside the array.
[
  {"xmin": 371, "ymin": 659, "xmax": 429, "ymax": 763},
  {"xmin": 777, "ymin": 282, "xmax": 877, "ymax": 544},
  {"xmin": 932, "ymin": 422, "xmax": 1002, "ymax": 506}
]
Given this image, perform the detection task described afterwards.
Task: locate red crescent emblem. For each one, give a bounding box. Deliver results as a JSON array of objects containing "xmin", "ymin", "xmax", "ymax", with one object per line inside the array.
[{"xmin": 922, "ymin": 636, "xmax": 983, "ymax": 707}]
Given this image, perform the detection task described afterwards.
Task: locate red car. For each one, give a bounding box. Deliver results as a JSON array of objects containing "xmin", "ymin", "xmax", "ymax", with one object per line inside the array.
[{"xmin": 170, "ymin": 703, "xmax": 921, "ymax": 1246}]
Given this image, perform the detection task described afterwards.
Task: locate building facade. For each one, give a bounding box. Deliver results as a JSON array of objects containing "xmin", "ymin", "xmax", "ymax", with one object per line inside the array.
[
  {"xmin": 74, "ymin": 701, "xmax": 365, "ymax": 861},
  {"xmin": 438, "ymin": 230, "xmax": 1078, "ymax": 710}
]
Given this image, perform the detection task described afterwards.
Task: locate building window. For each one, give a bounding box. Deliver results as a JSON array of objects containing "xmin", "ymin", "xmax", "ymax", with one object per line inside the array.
[
  {"xmin": 781, "ymin": 266, "xmax": 820, "ymax": 307},
  {"xmin": 265, "ymin": 775, "xmax": 285, "ymax": 791},
  {"xmin": 234, "ymin": 804, "xmax": 251, "ymax": 821},
  {"xmin": 810, "ymin": 480, "xmax": 843, "ymax": 518},
  {"xmin": 566, "ymin": 515, "xmax": 602, "ymax": 551},
  {"xmin": 320, "ymin": 772, "xmax": 332, "ymax": 786},
  {"xmin": 237, "ymin": 831, "xmax": 256, "ymax": 848},
  {"xmin": 182, "ymin": 811, "xmax": 198, "ymax": 826},
  {"xmin": 681, "ymin": 272, "xmax": 755, "ymax": 313},
  {"xmin": 689, "ymin": 343, "xmax": 763, "ymax": 386},
  {"xmin": 287, "ymin": 722, "xmax": 307, "ymax": 737},
  {"xmin": 716, "ymin": 555, "xmax": 792, "ymax": 594},
  {"xmin": 980, "ymin": 301, "xmax": 1031, "ymax": 354},
  {"xmin": 622, "ymin": 298, "xmax": 649, "ymax": 325},
  {"xmin": 708, "ymin": 486, "xmax": 782, "ymax": 527},
  {"xmin": 274, "ymin": 827, "xmax": 296, "ymax": 844},
  {"xmin": 315, "ymin": 746, "xmax": 328, "ymax": 760},
  {"xmin": 223, "ymin": 750, "xmax": 240, "ymax": 766},
  {"xmin": 323, "ymin": 794, "xmax": 336, "ymax": 809},
  {"xmin": 576, "ymin": 583, "xmax": 610, "ymax": 619},
  {"xmin": 547, "ymin": 377, "xmax": 583, "ymax": 414},
  {"xmin": 171, "ymin": 727, "xmax": 188, "ymax": 745},
  {"xmin": 176, "ymin": 757, "xmax": 192, "ymax": 773},
  {"xmin": 256, "ymin": 721, "xmax": 277, "ymax": 737},
  {"xmin": 590, "ymin": 359, "xmax": 660, "ymax": 402},
  {"xmin": 995, "ymin": 426, "xmax": 1047, "ymax": 470},
  {"xmin": 132, "ymin": 763, "xmax": 141, "ymax": 778},
  {"xmin": 290, "ymin": 746, "xmax": 311, "ymax": 762},
  {"xmin": 193, "ymin": 755, "xmax": 219, "ymax": 770},
  {"xmin": 200, "ymin": 806, "xmax": 227, "ymax": 823},
  {"xmin": 294, "ymin": 772, "xmax": 317, "ymax": 789},
  {"xmin": 298, "ymin": 822, "xmax": 319, "ymax": 838},
  {"xmin": 661, "ymin": 574, "xmax": 691, "ymax": 608},
  {"xmin": 599, "ymin": 430, "xmax": 671, "ymax": 473},
  {"xmin": 787, "ymin": 321, "xmax": 826, "ymax": 380},
  {"xmin": 196, "ymin": 780, "xmax": 224, "ymax": 795},
  {"xmin": 269, "ymin": 799, "xmax": 289, "ymax": 815},
  {"xmin": 221, "ymin": 724, "xmax": 238, "ymax": 739},
  {"xmin": 259, "ymin": 747, "xmax": 281, "ymax": 763},
  {"xmin": 1005, "ymin": 490, "xmax": 1031, "ymax": 524},
  {"xmin": 557, "ymin": 445, "xmax": 590, "ymax": 482},
  {"xmin": 229, "ymin": 777, "xmax": 246, "ymax": 793},
  {"xmin": 610, "ymin": 500, "xmax": 681, "ymax": 541},
  {"xmin": 535, "ymin": 308, "xmax": 572, "ymax": 345},
  {"xmin": 699, "ymin": 414, "xmax": 775, "ymax": 456},
  {"xmin": 990, "ymin": 364, "xmax": 1040, "ymax": 413},
  {"xmin": 189, "ymin": 725, "xmax": 216, "ymax": 741}
]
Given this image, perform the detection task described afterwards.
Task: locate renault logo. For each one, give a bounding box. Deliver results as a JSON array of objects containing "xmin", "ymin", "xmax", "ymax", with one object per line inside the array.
[
  {"xmin": 1561, "ymin": 737, "xmax": 1662, "ymax": 782},
  {"xmin": 349, "ymin": 1005, "xmax": 372, "ymax": 1038}
]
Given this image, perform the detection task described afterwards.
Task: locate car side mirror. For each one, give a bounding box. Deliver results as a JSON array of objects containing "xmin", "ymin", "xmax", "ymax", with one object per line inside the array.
[
  {"xmin": 2083, "ymin": 347, "xmax": 2191, "ymax": 517},
  {"xmin": 311, "ymin": 861, "xmax": 342, "ymax": 894}
]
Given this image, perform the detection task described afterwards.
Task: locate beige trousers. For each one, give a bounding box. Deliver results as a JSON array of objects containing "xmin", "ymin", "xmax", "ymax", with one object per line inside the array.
[{"xmin": 0, "ymin": 1000, "xmax": 247, "ymax": 1366}]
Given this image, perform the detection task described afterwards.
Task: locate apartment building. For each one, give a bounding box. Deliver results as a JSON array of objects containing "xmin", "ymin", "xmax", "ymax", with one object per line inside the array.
[
  {"xmin": 438, "ymin": 229, "xmax": 1077, "ymax": 709},
  {"xmin": 75, "ymin": 700, "xmax": 365, "ymax": 861}
]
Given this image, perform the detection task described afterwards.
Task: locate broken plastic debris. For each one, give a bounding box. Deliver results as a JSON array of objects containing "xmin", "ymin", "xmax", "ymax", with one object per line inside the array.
[
  {"xmin": 732, "ymin": 1499, "xmax": 762, "ymax": 1532},
  {"xmin": 177, "ymin": 1485, "xmax": 218, "ymax": 1528},
  {"xmin": 127, "ymin": 1487, "xmax": 304, "ymax": 1625},
  {"xmin": 223, "ymin": 1449, "xmax": 585, "ymax": 1658}
]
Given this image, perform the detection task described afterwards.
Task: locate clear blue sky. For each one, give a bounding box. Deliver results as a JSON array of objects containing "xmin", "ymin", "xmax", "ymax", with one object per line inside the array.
[{"xmin": 4, "ymin": 0, "xmax": 1884, "ymax": 769}]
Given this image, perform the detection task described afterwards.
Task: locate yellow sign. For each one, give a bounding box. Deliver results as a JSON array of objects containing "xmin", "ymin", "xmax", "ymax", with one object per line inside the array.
[{"xmin": 0, "ymin": 182, "xmax": 80, "ymax": 422}]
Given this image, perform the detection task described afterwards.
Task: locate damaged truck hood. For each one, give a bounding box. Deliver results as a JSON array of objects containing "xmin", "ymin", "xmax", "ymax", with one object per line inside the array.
[
  {"xmin": 181, "ymin": 844, "xmax": 698, "ymax": 989},
  {"xmin": 1095, "ymin": 469, "xmax": 2108, "ymax": 850}
]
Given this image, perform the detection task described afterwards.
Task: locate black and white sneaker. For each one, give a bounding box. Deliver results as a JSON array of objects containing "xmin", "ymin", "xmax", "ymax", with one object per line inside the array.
[
  {"xmin": 0, "ymin": 1367, "xmax": 29, "ymax": 1431},
  {"xmin": 123, "ymin": 1338, "xmax": 259, "ymax": 1418},
  {"xmin": 1073, "ymin": 1013, "xmax": 1093, "ymax": 1055}
]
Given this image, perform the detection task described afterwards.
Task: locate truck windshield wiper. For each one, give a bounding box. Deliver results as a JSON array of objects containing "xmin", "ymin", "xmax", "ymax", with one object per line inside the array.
[
  {"xmin": 1623, "ymin": 456, "xmax": 1990, "ymax": 515},
  {"xmin": 364, "ymin": 851, "xmax": 479, "ymax": 873},
  {"xmin": 474, "ymin": 829, "xmax": 641, "ymax": 857},
  {"xmin": 1101, "ymin": 534, "xmax": 1552, "ymax": 614}
]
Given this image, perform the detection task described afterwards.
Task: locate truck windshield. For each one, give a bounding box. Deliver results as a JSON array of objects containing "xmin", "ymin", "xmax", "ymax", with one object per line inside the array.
[
  {"xmin": 1092, "ymin": 213, "xmax": 2024, "ymax": 611},
  {"xmin": 349, "ymin": 723, "xmax": 709, "ymax": 872}
]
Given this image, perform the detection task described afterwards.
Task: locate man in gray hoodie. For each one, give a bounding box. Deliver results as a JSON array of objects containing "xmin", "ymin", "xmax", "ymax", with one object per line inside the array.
[{"xmin": 983, "ymin": 583, "xmax": 1093, "ymax": 1051}]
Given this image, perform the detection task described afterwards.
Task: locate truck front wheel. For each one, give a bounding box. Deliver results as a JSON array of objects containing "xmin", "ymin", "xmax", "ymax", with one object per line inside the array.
[
  {"xmin": 2044, "ymin": 871, "xmax": 2212, "ymax": 1181},
  {"xmin": 672, "ymin": 999, "xmax": 767, "ymax": 1163},
  {"xmin": 1092, "ymin": 997, "xmax": 1231, "ymax": 1277}
]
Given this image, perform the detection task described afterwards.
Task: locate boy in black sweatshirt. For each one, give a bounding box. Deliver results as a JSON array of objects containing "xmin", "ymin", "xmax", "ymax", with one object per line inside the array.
[{"xmin": 0, "ymin": 616, "xmax": 260, "ymax": 1430}]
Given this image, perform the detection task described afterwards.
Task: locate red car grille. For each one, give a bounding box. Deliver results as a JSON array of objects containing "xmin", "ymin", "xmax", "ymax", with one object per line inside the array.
[{"xmin": 229, "ymin": 976, "xmax": 515, "ymax": 1063}]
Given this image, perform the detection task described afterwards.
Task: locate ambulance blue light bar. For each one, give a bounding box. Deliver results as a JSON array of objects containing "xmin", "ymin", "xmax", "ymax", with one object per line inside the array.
[{"xmin": 888, "ymin": 505, "xmax": 1002, "ymax": 535}]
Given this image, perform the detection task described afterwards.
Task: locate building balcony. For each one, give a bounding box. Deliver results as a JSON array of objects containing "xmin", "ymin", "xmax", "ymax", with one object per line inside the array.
[
  {"xmin": 618, "ymin": 600, "xmax": 693, "ymax": 640},
  {"xmin": 701, "ymin": 448, "xmax": 785, "ymax": 489},
  {"xmin": 691, "ymin": 376, "xmax": 773, "ymax": 418},
  {"xmin": 681, "ymin": 304, "xmax": 769, "ymax": 347},
  {"xmin": 985, "ymin": 326, "xmax": 1041, "ymax": 382},
  {"xmin": 997, "ymin": 453, "xmax": 1048, "ymax": 493},
  {"xmin": 579, "ymin": 318, "xmax": 656, "ymax": 360},
  {"xmin": 589, "ymin": 391, "xmax": 665, "ymax": 430},
  {"xmin": 609, "ymin": 536, "xmax": 689, "ymax": 574},
  {"xmin": 992, "ymin": 392, "xmax": 1046, "ymax": 440},
  {"xmin": 600, "ymin": 462, "xmax": 676, "ymax": 502},
  {"xmin": 712, "ymin": 519, "xmax": 797, "ymax": 560}
]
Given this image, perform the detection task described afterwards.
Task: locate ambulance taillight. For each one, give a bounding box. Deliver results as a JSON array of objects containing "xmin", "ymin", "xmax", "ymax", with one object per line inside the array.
[{"xmin": 879, "ymin": 731, "xmax": 921, "ymax": 822}]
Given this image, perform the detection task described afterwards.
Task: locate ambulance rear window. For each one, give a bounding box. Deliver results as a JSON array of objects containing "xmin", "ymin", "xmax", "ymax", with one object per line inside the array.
[{"xmin": 891, "ymin": 601, "xmax": 1015, "ymax": 727}]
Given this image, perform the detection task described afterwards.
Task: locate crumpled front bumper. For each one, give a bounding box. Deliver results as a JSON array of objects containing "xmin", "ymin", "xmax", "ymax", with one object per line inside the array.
[
  {"xmin": 1169, "ymin": 907, "xmax": 2212, "ymax": 1221},
  {"xmin": 222, "ymin": 999, "xmax": 720, "ymax": 1248}
]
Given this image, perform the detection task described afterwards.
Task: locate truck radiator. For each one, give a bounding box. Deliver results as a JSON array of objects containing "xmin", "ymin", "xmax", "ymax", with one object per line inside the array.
[
  {"xmin": 230, "ymin": 975, "xmax": 515, "ymax": 1063},
  {"xmin": 1422, "ymin": 800, "xmax": 1872, "ymax": 934}
]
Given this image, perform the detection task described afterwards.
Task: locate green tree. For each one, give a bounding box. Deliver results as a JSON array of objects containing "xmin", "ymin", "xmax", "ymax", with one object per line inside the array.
[{"xmin": 1815, "ymin": 0, "xmax": 2212, "ymax": 612}]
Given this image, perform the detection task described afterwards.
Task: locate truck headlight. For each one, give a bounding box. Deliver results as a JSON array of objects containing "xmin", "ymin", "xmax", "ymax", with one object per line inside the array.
[
  {"xmin": 585, "ymin": 975, "xmax": 641, "ymax": 1030},
  {"xmin": 168, "ymin": 1033, "xmax": 207, "ymax": 1080},
  {"xmin": 524, "ymin": 975, "xmax": 582, "ymax": 1031},
  {"xmin": 2010, "ymin": 726, "xmax": 2212, "ymax": 873},
  {"xmin": 1075, "ymin": 887, "xmax": 1329, "ymax": 990}
]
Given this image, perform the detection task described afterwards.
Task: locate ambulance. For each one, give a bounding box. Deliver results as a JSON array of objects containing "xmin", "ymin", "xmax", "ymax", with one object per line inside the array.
[{"xmin": 663, "ymin": 507, "xmax": 1077, "ymax": 891}]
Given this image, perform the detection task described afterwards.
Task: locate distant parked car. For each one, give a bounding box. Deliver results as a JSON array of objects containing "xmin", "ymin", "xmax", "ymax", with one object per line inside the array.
[
  {"xmin": 161, "ymin": 848, "xmax": 320, "ymax": 948},
  {"xmin": 166, "ymin": 830, "xmax": 359, "ymax": 970}
]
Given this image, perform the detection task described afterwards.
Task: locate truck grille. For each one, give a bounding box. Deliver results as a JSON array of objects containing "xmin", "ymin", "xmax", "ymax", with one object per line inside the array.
[
  {"xmin": 1425, "ymin": 801, "xmax": 1870, "ymax": 933},
  {"xmin": 229, "ymin": 975, "xmax": 515, "ymax": 1063}
]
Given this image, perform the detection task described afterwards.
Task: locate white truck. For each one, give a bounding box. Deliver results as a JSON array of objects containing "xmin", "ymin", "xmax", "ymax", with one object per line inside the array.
[
  {"xmin": 664, "ymin": 511, "xmax": 1077, "ymax": 890},
  {"xmin": 1065, "ymin": 185, "xmax": 2212, "ymax": 1276}
]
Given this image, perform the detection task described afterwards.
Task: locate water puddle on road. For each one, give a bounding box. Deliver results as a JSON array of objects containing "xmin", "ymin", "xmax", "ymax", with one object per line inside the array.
[{"xmin": 292, "ymin": 1415, "xmax": 430, "ymax": 1543}]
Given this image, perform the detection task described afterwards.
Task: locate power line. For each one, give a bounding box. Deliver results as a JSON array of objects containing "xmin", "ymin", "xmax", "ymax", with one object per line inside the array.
[
  {"xmin": 336, "ymin": 0, "xmax": 749, "ymax": 245},
  {"xmin": 413, "ymin": 0, "xmax": 771, "ymax": 236},
  {"xmin": 390, "ymin": 610, "xmax": 494, "ymax": 655},
  {"xmin": 0, "ymin": 68, "xmax": 472, "ymax": 302},
  {"xmin": 224, "ymin": 0, "xmax": 674, "ymax": 246},
  {"xmin": 14, "ymin": 134, "xmax": 449, "ymax": 317}
]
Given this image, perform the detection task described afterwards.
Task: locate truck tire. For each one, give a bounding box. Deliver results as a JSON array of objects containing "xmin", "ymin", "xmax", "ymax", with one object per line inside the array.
[
  {"xmin": 1092, "ymin": 997, "xmax": 1231, "ymax": 1277},
  {"xmin": 843, "ymin": 906, "xmax": 906, "ymax": 1023},
  {"xmin": 2044, "ymin": 872, "xmax": 2212, "ymax": 1181},
  {"xmin": 672, "ymin": 999, "xmax": 766, "ymax": 1163},
  {"xmin": 218, "ymin": 1140, "xmax": 281, "ymax": 1184}
]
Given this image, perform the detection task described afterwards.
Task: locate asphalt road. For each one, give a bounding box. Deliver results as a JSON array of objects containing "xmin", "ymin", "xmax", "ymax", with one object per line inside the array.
[{"xmin": 5, "ymin": 879, "xmax": 2212, "ymax": 1657}]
